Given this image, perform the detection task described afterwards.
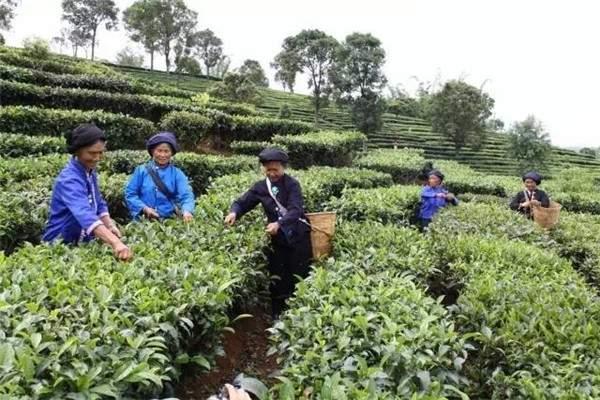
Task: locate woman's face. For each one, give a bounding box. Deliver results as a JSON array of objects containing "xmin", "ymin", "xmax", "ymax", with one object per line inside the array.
[
  {"xmin": 428, "ymin": 175, "xmax": 442, "ymax": 187},
  {"xmin": 152, "ymin": 143, "xmax": 173, "ymax": 166},
  {"xmin": 76, "ymin": 140, "xmax": 106, "ymax": 171},
  {"xmin": 262, "ymin": 161, "xmax": 285, "ymax": 182},
  {"xmin": 524, "ymin": 178, "xmax": 537, "ymax": 191}
]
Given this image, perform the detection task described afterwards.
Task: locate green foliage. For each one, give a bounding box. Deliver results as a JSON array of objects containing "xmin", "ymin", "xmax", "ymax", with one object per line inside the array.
[
  {"xmin": 122, "ymin": 0, "xmax": 161, "ymax": 69},
  {"xmin": 329, "ymin": 185, "xmax": 421, "ymax": 225},
  {"xmin": 330, "ymin": 33, "xmax": 387, "ymax": 133},
  {"xmin": 386, "ymin": 97, "xmax": 422, "ymax": 118},
  {"xmin": 272, "ymin": 131, "xmax": 366, "ymax": 169},
  {"xmin": 277, "ymin": 104, "xmax": 292, "ymax": 119},
  {"xmin": 237, "ymin": 59, "xmax": 269, "ymax": 87},
  {"xmin": 0, "ymin": 105, "xmax": 155, "ymax": 150},
  {"xmin": 0, "ymin": 79, "xmax": 200, "ymax": 122},
  {"xmin": 354, "ymin": 148, "xmax": 426, "ymax": 184},
  {"xmin": 0, "ymin": 133, "xmax": 65, "ymax": 157},
  {"xmin": 159, "ymin": 110, "xmax": 311, "ymax": 147},
  {"xmin": 208, "ymin": 72, "xmax": 262, "ymax": 105},
  {"xmin": 115, "ymin": 47, "xmax": 145, "ymax": 67},
  {"xmin": 0, "ymin": 62, "xmax": 193, "ymax": 98},
  {"xmin": 0, "ymin": 0, "xmax": 17, "ymax": 30},
  {"xmin": 274, "ymin": 29, "xmax": 340, "ymax": 122},
  {"xmin": 193, "ymin": 28, "xmax": 224, "ymax": 77},
  {"xmin": 430, "ymin": 80, "xmax": 494, "ymax": 152},
  {"xmin": 22, "ymin": 37, "xmax": 51, "ymax": 60},
  {"xmin": 61, "ymin": 0, "xmax": 119, "ymax": 60},
  {"xmin": 507, "ymin": 115, "xmax": 552, "ymax": 175},
  {"xmin": 271, "ymin": 221, "xmax": 469, "ymax": 397},
  {"xmin": 579, "ymin": 147, "xmax": 597, "ymax": 157},
  {"xmin": 230, "ymin": 141, "xmax": 274, "ymax": 156}
]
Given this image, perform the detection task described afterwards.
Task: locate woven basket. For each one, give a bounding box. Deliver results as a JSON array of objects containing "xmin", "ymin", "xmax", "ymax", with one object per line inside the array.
[
  {"xmin": 532, "ymin": 201, "xmax": 561, "ymax": 229},
  {"xmin": 305, "ymin": 212, "xmax": 336, "ymax": 259}
]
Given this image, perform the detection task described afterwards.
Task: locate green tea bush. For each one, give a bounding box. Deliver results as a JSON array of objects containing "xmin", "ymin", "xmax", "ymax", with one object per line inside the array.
[
  {"xmin": 0, "ymin": 133, "xmax": 65, "ymax": 157},
  {"xmin": 230, "ymin": 115, "xmax": 313, "ymax": 141},
  {"xmin": 230, "ymin": 141, "xmax": 275, "ymax": 156},
  {"xmin": 434, "ymin": 235, "xmax": 600, "ymax": 398},
  {"xmin": 329, "ymin": 185, "xmax": 421, "ymax": 225},
  {"xmin": 0, "ymin": 106, "xmax": 155, "ymax": 150},
  {"xmin": 272, "ymin": 131, "xmax": 366, "ymax": 169},
  {"xmin": 355, "ymin": 148, "xmax": 426, "ymax": 184}
]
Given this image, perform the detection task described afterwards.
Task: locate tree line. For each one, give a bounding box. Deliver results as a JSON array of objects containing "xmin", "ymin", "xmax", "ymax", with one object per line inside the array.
[{"xmin": 0, "ymin": 0, "xmax": 569, "ymax": 171}]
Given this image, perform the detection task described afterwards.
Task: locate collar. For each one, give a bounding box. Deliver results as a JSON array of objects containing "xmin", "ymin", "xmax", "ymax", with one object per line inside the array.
[{"xmin": 70, "ymin": 156, "xmax": 95, "ymax": 176}]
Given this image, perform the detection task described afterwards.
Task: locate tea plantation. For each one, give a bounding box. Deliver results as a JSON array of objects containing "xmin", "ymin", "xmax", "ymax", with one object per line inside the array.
[{"xmin": 2, "ymin": 46, "xmax": 600, "ymax": 399}]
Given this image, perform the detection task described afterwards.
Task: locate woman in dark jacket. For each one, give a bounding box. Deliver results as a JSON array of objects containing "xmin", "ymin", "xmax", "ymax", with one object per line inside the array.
[
  {"xmin": 225, "ymin": 148, "xmax": 312, "ymax": 318},
  {"xmin": 510, "ymin": 171, "xmax": 550, "ymax": 218}
]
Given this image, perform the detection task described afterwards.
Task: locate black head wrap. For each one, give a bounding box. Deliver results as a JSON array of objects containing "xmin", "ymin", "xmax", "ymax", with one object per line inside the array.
[
  {"xmin": 428, "ymin": 169, "xmax": 445, "ymax": 181},
  {"xmin": 146, "ymin": 131, "xmax": 180, "ymax": 156},
  {"xmin": 258, "ymin": 148, "xmax": 289, "ymax": 164},
  {"xmin": 66, "ymin": 124, "xmax": 106, "ymax": 154},
  {"xmin": 522, "ymin": 171, "xmax": 542, "ymax": 185}
]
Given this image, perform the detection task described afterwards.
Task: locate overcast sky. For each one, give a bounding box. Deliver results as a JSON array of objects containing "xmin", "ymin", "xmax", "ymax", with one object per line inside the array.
[{"xmin": 5, "ymin": 0, "xmax": 599, "ymax": 148}]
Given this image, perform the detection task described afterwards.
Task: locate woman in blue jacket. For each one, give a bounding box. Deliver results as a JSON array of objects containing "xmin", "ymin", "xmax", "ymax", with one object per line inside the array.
[
  {"xmin": 125, "ymin": 132, "xmax": 195, "ymax": 222},
  {"xmin": 43, "ymin": 124, "xmax": 132, "ymax": 261},
  {"xmin": 418, "ymin": 170, "xmax": 458, "ymax": 230}
]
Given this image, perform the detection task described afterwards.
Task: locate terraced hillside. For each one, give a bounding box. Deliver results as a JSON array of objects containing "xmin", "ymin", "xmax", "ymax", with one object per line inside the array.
[{"xmin": 115, "ymin": 65, "xmax": 600, "ymax": 176}]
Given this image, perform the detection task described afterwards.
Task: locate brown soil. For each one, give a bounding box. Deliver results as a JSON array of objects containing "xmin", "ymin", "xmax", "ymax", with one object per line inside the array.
[{"xmin": 175, "ymin": 307, "xmax": 279, "ymax": 400}]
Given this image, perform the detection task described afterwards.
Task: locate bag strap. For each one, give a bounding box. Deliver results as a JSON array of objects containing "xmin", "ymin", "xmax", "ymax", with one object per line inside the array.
[
  {"xmin": 265, "ymin": 178, "xmax": 288, "ymax": 216},
  {"xmin": 146, "ymin": 164, "xmax": 176, "ymax": 200}
]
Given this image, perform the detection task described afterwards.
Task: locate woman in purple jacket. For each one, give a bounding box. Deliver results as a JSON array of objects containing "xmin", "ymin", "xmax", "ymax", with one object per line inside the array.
[{"xmin": 418, "ymin": 170, "xmax": 458, "ymax": 231}]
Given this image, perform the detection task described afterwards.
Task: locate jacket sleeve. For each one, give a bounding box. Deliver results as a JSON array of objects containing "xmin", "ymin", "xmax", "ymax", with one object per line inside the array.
[
  {"xmin": 279, "ymin": 179, "xmax": 304, "ymax": 227},
  {"xmin": 231, "ymin": 183, "xmax": 261, "ymax": 219},
  {"xmin": 509, "ymin": 192, "xmax": 523, "ymax": 210},
  {"xmin": 58, "ymin": 177, "xmax": 103, "ymax": 235},
  {"xmin": 175, "ymin": 168, "xmax": 196, "ymax": 214},
  {"xmin": 421, "ymin": 187, "xmax": 436, "ymax": 198},
  {"xmin": 125, "ymin": 167, "xmax": 146, "ymax": 218}
]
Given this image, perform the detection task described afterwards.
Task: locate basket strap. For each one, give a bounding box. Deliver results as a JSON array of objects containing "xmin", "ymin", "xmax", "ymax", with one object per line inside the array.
[{"xmin": 300, "ymin": 217, "xmax": 333, "ymax": 237}]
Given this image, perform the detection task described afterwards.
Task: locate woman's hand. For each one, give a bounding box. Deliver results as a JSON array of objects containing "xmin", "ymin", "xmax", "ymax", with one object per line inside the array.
[
  {"xmin": 445, "ymin": 193, "xmax": 455, "ymax": 201},
  {"xmin": 113, "ymin": 242, "xmax": 133, "ymax": 262},
  {"xmin": 182, "ymin": 211, "xmax": 193, "ymax": 223},
  {"xmin": 224, "ymin": 212, "xmax": 237, "ymax": 226},
  {"xmin": 224, "ymin": 384, "xmax": 252, "ymax": 400},
  {"xmin": 530, "ymin": 199, "xmax": 541, "ymax": 207},
  {"xmin": 519, "ymin": 201, "xmax": 531, "ymax": 209},
  {"xmin": 143, "ymin": 206, "xmax": 159, "ymax": 219},
  {"xmin": 266, "ymin": 222, "xmax": 280, "ymax": 236}
]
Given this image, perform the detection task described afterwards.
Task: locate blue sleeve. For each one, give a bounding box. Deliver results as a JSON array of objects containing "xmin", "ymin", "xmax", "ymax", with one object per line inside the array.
[
  {"xmin": 125, "ymin": 167, "xmax": 147, "ymax": 218},
  {"xmin": 95, "ymin": 174, "xmax": 109, "ymax": 216},
  {"xmin": 279, "ymin": 180, "xmax": 304, "ymax": 227},
  {"xmin": 175, "ymin": 168, "xmax": 195, "ymax": 214},
  {"xmin": 58, "ymin": 177, "xmax": 102, "ymax": 234},
  {"xmin": 231, "ymin": 184, "xmax": 261, "ymax": 218}
]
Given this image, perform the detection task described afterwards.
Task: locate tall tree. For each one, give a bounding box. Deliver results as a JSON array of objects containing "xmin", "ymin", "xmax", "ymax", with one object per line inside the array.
[
  {"xmin": 68, "ymin": 26, "xmax": 92, "ymax": 57},
  {"xmin": 237, "ymin": 59, "xmax": 268, "ymax": 87},
  {"xmin": 330, "ymin": 32, "xmax": 387, "ymax": 133},
  {"xmin": 273, "ymin": 29, "xmax": 339, "ymax": 123},
  {"xmin": 212, "ymin": 55, "xmax": 231, "ymax": 78},
  {"xmin": 507, "ymin": 115, "xmax": 552, "ymax": 174},
  {"xmin": 61, "ymin": 0, "xmax": 119, "ymax": 60},
  {"xmin": 193, "ymin": 29, "xmax": 222, "ymax": 77},
  {"xmin": 152, "ymin": 0, "xmax": 197, "ymax": 72},
  {"xmin": 0, "ymin": 0, "xmax": 18, "ymax": 31},
  {"xmin": 122, "ymin": 0, "xmax": 161, "ymax": 70},
  {"xmin": 271, "ymin": 49, "xmax": 301, "ymax": 93},
  {"xmin": 430, "ymin": 80, "xmax": 494, "ymax": 153}
]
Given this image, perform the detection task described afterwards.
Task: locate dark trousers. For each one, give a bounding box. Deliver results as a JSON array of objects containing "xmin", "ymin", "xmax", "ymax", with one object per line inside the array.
[
  {"xmin": 419, "ymin": 217, "xmax": 432, "ymax": 232},
  {"xmin": 266, "ymin": 233, "xmax": 312, "ymax": 317}
]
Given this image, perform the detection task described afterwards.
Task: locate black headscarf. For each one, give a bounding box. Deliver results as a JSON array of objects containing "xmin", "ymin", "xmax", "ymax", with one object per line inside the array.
[
  {"xmin": 522, "ymin": 171, "xmax": 542, "ymax": 185},
  {"xmin": 66, "ymin": 124, "xmax": 106, "ymax": 154},
  {"xmin": 428, "ymin": 169, "xmax": 445, "ymax": 181},
  {"xmin": 258, "ymin": 148, "xmax": 289, "ymax": 164}
]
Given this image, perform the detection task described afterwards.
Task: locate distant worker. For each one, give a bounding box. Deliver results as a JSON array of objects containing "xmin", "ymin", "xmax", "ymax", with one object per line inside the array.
[
  {"xmin": 43, "ymin": 124, "xmax": 132, "ymax": 261},
  {"xmin": 124, "ymin": 132, "xmax": 195, "ymax": 222},
  {"xmin": 418, "ymin": 170, "xmax": 458, "ymax": 230},
  {"xmin": 509, "ymin": 171, "xmax": 550, "ymax": 218}
]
